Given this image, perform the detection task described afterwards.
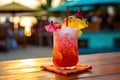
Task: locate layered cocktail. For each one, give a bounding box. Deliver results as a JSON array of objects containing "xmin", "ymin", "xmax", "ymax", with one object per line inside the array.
[
  {"xmin": 44, "ymin": 9, "xmax": 88, "ymax": 70},
  {"xmin": 53, "ymin": 27, "xmax": 78, "ymax": 69}
]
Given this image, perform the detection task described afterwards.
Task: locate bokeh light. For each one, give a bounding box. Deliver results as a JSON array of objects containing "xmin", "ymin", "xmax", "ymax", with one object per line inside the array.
[
  {"xmin": 51, "ymin": 0, "xmax": 62, "ymax": 7},
  {"xmin": 0, "ymin": 17, "xmax": 6, "ymax": 23},
  {"xmin": 20, "ymin": 16, "xmax": 37, "ymax": 37}
]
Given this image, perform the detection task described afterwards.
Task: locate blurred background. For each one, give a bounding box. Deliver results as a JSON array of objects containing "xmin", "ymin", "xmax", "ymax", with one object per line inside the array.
[{"xmin": 0, "ymin": 0, "xmax": 120, "ymax": 61}]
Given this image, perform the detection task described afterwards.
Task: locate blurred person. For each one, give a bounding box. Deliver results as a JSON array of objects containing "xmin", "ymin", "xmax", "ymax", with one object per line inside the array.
[
  {"xmin": 7, "ymin": 25, "xmax": 18, "ymax": 49},
  {"xmin": 17, "ymin": 26, "xmax": 24, "ymax": 37},
  {"xmin": 86, "ymin": 11, "xmax": 100, "ymax": 22},
  {"xmin": 3, "ymin": 19, "xmax": 18, "ymax": 49},
  {"xmin": 86, "ymin": 11, "xmax": 94, "ymax": 22},
  {"xmin": 100, "ymin": 10, "xmax": 114, "ymax": 31}
]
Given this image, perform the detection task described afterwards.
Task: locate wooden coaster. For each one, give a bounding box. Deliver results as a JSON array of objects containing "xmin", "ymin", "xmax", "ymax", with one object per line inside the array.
[{"xmin": 40, "ymin": 64, "xmax": 92, "ymax": 75}]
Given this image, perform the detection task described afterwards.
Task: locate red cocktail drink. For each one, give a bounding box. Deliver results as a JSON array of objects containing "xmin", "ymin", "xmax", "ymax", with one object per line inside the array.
[{"xmin": 53, "ymin": 27, "xmax": 78, "ymax": 69}]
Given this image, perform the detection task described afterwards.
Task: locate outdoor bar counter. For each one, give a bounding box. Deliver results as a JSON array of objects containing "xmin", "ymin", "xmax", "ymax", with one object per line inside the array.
[{"xmin": 0, "ymin": 52, "xmax": 120, "ymax": 80}]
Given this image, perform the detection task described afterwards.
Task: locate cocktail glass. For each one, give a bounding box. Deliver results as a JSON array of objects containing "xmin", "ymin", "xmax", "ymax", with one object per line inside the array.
[{"xmin": 53, "ymin": 27, "xmax": 79, "ymax": 69}]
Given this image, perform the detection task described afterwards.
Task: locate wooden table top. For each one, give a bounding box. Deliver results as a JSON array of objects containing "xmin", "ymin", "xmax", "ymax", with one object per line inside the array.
[{"xmin": 0, "ymin": 52, "xmax": 120, "ymax": 80}]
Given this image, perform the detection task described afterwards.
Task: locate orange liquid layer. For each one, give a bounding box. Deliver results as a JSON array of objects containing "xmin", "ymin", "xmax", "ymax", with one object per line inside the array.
[{"xmin": 53, "ymin": 47, "xmax": 78, "ymax": 67}]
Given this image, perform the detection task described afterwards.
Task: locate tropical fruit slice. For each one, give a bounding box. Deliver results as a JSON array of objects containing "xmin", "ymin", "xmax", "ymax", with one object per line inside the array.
[
  {"xmin": 53, "ymin": 49, "xmax": 62, "ymax": 60},
  {"xmin": 62, "ymin": 16, "xmax": 88, "ymax": 30},
  {"xmin": 77, "ymin": 30, "xmax": 83, "ymax": 38}
]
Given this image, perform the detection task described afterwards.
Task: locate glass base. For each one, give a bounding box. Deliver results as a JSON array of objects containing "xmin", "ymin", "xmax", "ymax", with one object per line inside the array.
[{"xmin": 57, "ymin": 66, "xmax": 76, "ymax": 70}]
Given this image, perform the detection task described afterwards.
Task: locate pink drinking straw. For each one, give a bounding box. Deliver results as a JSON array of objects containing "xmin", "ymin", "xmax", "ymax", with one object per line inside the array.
[{"xmin": 66, "ymin": 6, "xmax": 69, "ymax": 26}]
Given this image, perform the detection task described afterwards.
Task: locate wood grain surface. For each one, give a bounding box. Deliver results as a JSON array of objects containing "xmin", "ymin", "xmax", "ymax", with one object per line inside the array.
[{"xmin": 0, "ymin": 52, "xmax": 120, "ymax": 80}]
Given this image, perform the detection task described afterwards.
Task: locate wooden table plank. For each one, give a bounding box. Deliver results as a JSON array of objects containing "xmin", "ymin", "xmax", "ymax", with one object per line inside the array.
[
  {"xmin": 0, "ymin": 52, "xmax": 119, "ymax": 80},
  {"xmin": 0, "ymin": 58, "xmax": 52, "ymax": 70},
  {"xmin": 0, "ymin": 52, "xmax": 119, "ymax": 70},
  {"xmin": 79, "ymin": 52, "xmax": 120, "ymax": 62},
  {"xmin": 80, "ymin": 57, "xmax": 120, "ymax": 66},
  {"xmin": 78, "ymin": 74, "xmax": 120, "ymax": 80}
]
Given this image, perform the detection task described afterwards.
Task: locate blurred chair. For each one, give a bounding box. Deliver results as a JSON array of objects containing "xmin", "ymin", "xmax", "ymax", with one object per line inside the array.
[
  {"xmin": 15, "ymin": 36, "xmax": 27, "ymax": 48},
  {"xmin": 0, "ymin": 27, "xmax": 8, "ymax": 52}
]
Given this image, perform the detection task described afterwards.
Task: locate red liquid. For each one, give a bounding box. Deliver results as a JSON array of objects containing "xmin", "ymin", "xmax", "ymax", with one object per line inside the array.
[{"xmin": 53, "ymin": 27, "xmax": 79, "ymax": 67}]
